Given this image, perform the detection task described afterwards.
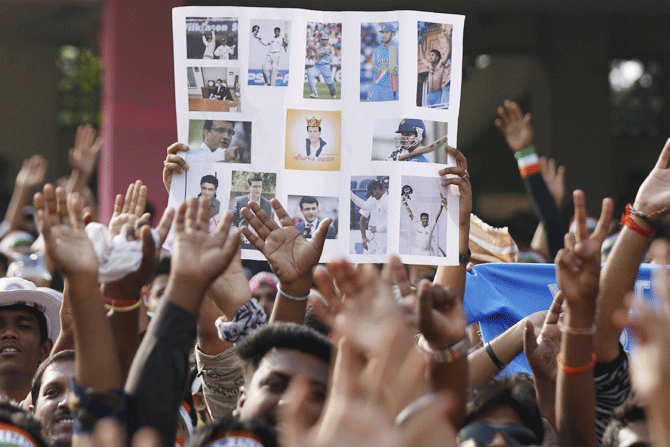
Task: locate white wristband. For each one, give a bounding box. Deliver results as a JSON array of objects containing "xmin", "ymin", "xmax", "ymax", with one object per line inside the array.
[{"xmin": 279, "ymin": 287, "xmax": 309, "ymax": 301}]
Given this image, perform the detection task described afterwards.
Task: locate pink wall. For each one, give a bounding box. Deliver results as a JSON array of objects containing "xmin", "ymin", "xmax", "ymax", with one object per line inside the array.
[{"xmin": 99, "ymin": 0, "xmax": 184, "ymax": 224}]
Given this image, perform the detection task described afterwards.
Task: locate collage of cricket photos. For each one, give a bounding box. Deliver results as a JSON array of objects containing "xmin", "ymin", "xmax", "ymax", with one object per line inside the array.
[{"xmin": 170, "ymin": 6, "xmax": 465, "ymax": 265}]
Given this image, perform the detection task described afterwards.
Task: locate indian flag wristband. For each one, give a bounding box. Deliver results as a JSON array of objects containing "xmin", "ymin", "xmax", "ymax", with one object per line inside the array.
[{"xmin": 514, "ymin": 146, "xmax": 541, "ymax": 177}]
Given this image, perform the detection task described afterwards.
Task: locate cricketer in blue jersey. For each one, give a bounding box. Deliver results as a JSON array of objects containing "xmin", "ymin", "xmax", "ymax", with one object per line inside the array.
[
  {"xmin": 369, "ymin": 23, "xmax": 398, "ymax": 102},
  {"xmin": 307, "ymin": 33, "xmax": 337, "ymax": 98}
]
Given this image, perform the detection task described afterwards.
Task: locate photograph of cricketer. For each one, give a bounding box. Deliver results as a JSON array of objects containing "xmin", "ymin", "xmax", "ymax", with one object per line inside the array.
[
  {"xmin": 370, "ymin": 118, "xmax": 448, "ymax": 163},
  {"xmin": 349, "ymin": 176, "xmax": 389, "ymax": 255},
  {"xmin": 186, "ymin": 67, "xmax": 240, "ymax": 112},
  {"xmin": 360, "ymin": 22, "xmax": 399, "ymax": 102},
  {"xmin": 229, "ymin": 171, "xmax": 277, "ymax": 249},
  {"xmin": 417, "ymin": 22, "xmax": 452, "ymax": 109},
  {"xmin": 304, "ymin": 22, "xmax": 342, "ymax": 99},
  {"xmin": 399, "ymin": 176, "xmax": 448, "ymax": 257},
  {"xmin": 248, "ymin": 19, "xmax": 290, "ymax": 87},
  {"xmin": 186, "ymin": 17, "xmax": 238, "ymax": 60},
  {"xmin": 187, "ymin": 119, "xmax": 252, "ymax": 164},
  {"xmin": 285, "ymin": 109, "xmax": 341, "ymax": 171},
  {"xmin": 287, "ymin": 195, "xmax": 338, "ymax": 239}
]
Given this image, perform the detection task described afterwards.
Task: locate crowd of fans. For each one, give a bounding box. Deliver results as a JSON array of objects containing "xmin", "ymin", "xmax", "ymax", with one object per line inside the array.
[{"xmin": 0, "ymin": 99, "xmax": 668, "ymax": 447}]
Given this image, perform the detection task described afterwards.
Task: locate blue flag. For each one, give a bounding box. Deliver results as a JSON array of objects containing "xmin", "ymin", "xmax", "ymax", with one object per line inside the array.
[{"xmin": 465, "ymin": 262, "xmax": 656, "ymax": 374}]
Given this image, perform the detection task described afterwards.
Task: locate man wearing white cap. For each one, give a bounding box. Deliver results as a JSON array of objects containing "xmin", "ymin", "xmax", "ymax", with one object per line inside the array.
[{"xmin": 0, "ymin": 277, "xmax": 61, "ymax": 402}]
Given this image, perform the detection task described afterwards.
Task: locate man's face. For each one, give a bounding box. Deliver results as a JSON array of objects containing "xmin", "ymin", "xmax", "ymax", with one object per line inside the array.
[
  {"xmin": 250, "ymin": 181, "xmax": 263, "ymax": 201},
  {"xmin": 371, "ymin": 187, "xmax": 385, "ymax": 200},
  {"xmin": 216, "ymin": 81, "xmax": 222, "ymax": 87},
  {"xmin": 234, "ymin": 348, "xmax": 328, "ymax": 429},
  {"xmin": 274, "ymin": 29, "xmax": 280, "ymax": 37},
  {"xmin": 0, "ymin": 309, "xmax": 49, "ymax": 377},
  {"xmin": 200, "ymin": 182, "xmax": 217, "ymax": 201},
  {"xmin": 400, "ymin": 131, "xmax": 417, "ymax": 150},
  {"xmin": 32, "ymin": 360, "xmax": 75, "ymax": 447},
  {"xmin": 429, "ymin": 52, "xmax": 438, "ymax": 64},
  {"xmin": 307, "ymin": 127, "xmax": 321, "ymax": 145},
  {"xmin": 203, "ymin": 120, "xmax": 234, "ymax": 151},
  {"xmin": 252, "ymin": 286, "xmax": 276, "ymax": 319},
  {"xmin": 301, "ymin": 202, "xmax": 319, "ymax": 224},
  {"xmin": 421, "ymin": 215, "xmax": 429, "ymax": 227},
  {"xmin": 381, "ymin": 30, "xmax": 393, "ymax": 44},
  {"xmin": 459, "ymin": 404, "xmax": 534, "ymax": 447}
]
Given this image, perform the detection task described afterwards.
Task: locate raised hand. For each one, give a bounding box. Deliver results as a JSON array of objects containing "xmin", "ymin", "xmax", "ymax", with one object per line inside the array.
[
  {"xmin": 495, "ymin": 100, "xmax": 534, "ymax": 153},
  {"xmin": 69, "ymin": 124, "xmax": 102, "ymax": 177},
  {"xmin": 555, "ymin": 190, "xmax": 613, "ymax": 306},
  {"xmin": 633, "ymin": 138, "xmax": 670, "ymax": 220},
  {"xmin": 439, "ymin": 146, "xmax": 471, "ymax": 227},
  {"xmin": 171, "ymin": 197, "xmax": 240, "ymax": 289},
  {"xmin": 103, "ymin": 180, "xmax": 174, "ymax": 300},
  {"xmin": 540, "ymin": 156, "xmax": 566, "ymax": 208},
  {"xmin": 523, "ymin": 293, "xmax": 562, "ymax": 383},
  {"xmin": 241, "ymin": 198, "xmax": 330, "ymax": 295},
  {"xmin": 162, "ymin": 142, "xmax": 189, "ymax": 192},
  {"xmin": 34, "ymin": 185, "xmax": 98, "ymax": 276},
  {"xmin": 16, "ymin": 155, "xmax": 47, "ymax": 190},
  {"xmin": 107, "ymin": 180, "xmax": 150, "ymax": 239},
  {"xmin": 416, "ymin": 279, "xmax": 466, "ymax": 350}
]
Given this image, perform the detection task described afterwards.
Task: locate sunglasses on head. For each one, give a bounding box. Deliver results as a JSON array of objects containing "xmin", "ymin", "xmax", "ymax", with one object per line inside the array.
[{"xmin": 458, "ymin": 422, "xmax": 538, "ymax": 447}]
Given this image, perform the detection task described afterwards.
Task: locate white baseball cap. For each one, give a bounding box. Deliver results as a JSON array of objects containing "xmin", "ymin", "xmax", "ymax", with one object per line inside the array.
[{"xmin": 0, "ymin": 277, "xmax": 62, "ymax": 341}]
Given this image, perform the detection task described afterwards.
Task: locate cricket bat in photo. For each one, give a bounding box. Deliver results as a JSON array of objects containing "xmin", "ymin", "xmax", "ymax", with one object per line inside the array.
[
  {"xmin": 389, "ymin": 45, "xmax": 398, "ymax": 91},
  {"xmin": 398, "ymin": 135, "xmax": 448, "ymax": 160}
]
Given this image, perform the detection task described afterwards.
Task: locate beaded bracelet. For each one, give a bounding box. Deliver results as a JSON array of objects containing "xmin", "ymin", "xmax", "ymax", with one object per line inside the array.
[{"xmin": 556, "ymin": 352, "xmax": 597, "ymax": 375}]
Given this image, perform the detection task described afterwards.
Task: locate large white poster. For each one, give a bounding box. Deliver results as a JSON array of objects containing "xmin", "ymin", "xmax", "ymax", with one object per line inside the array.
[{"xmin": 171, "ymin": 7, "xmax": 465, "ymax": 265}]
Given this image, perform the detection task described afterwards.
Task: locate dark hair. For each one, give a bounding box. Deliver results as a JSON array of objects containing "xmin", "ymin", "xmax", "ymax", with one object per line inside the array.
[
  {"xmin": 430, "ymin": 49, "xmax": 441, "ymax": 60},
  {"xmin": 465, "ymin": 373, "xmax": 544, "ymax": 444},
  {"xmin": 248, "ymin": 174, "xmax": 263, "ymax": 186},
  {"xmin": 306, "ymin": 126, "xmax": 322, "ymax": 132},
  {"xmin": 187, "ymin": 417, "xmax": 277, "ymax": 447},
  {"xmin": 299, "ymin": 196, "xmax": 318, "ymax": 209},
  {"xmin": 601, "ymin": 398, "xmax": 647, "ymax": 447},
  {"xmin": 274, "ymin": 27, "xmax": 280, "ymax": 33},
  {"xmin": 31, "ymin": 350, "xmax": 75, "ymax": 406},
  {"xmin": 0, "ymin": 305, "xmax": 48, "ymax": 345},
  {"xmin": 200, "ymin": 175, "xmax": 218, "ymax": 189},
  {"xmin": 203, "ymin": 120, "xmax": 213, "ymax": 133},
  {"xmin": 420, "ymin": 213, "xmax": 429, "ymax": 219},
  {"xmin": 0, "ymin": 252, "xmax": 9, "ymax": 275},
  {"xmin": 0, "ymin": 396, "xmax": 49, "ymax": 447},
  {"xmin": 236, "ymin": 322, "xmax": 332, "ymax": 378},
  {"xmin": 216, "ymin": 79, "xmax": 222, "ymax": 82}
]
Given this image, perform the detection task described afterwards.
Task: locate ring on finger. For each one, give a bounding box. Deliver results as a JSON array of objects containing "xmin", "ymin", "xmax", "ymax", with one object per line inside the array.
[{"xmin": 460, "ymin": 169, "xmax": 470, "ymax": 179}]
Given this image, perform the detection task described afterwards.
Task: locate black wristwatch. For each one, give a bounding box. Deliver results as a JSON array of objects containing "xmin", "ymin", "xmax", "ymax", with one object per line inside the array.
[{"xmin": 459, "ymin": 249, "xmax": 471, "ymax": 264}]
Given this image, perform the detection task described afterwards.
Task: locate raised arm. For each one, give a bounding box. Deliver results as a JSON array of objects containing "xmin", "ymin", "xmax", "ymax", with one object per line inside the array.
[
  {"xmin": 555, "ymin": 190, "xmax": 613, "ymax": 447},
  {"xmin": 125, "ymin": 198, "xmax": 240, "ymax": 447},
  {"xmin": 4, "ymin": 155, "xmax": 47, "ymax": 233},
  {"xmin": 240, "ymin": 198, "xmax": 330, "ymax": 324},
  {"xmin": 496, "ymin": 100, "xmax": 566, "ymax": 258},
  {"xmin": 35, "ymin": 185, "xmax": 122, "ymax": 392},
  {"xmin": 439, "ymin": 24, "xmax": 452, "ymax": 67},
  {"xmin": 434, "ymin": 146, "xmax": 471, "ymax": 298},
  {"xmin": 66, "ymin": 124, "xmax": 102, "ymax": 196},
  {"xmin": 596, "ymin": 139, "xmax": 670, "ymax": 362}
]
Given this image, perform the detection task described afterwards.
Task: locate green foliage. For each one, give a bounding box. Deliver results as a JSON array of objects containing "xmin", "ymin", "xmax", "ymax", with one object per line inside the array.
[{"xmin": 56, "ymin": 45, "xmax": 101, "ymax": 126}]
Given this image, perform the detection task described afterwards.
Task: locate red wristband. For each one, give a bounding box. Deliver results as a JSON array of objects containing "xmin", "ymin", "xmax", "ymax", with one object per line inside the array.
[
  {"xmin": 557, "ymin": 352, "xmax": 596, "ymax": 375},
  {"xmin": 621, "ymin": 204, "xmax": 654, "ymax": 238},
  {"xmin": 102, "ymin": 295, "xmax": 140, "ymax": 307}
]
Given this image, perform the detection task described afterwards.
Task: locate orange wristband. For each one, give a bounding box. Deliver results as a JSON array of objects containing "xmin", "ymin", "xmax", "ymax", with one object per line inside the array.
[
  {"xmin": 621, "ymin": 204, "xmax": 654, "ymax": 238},
  {"xmin": 557, "ymin": 352, "xmax": 596, "ymax": 375}
]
